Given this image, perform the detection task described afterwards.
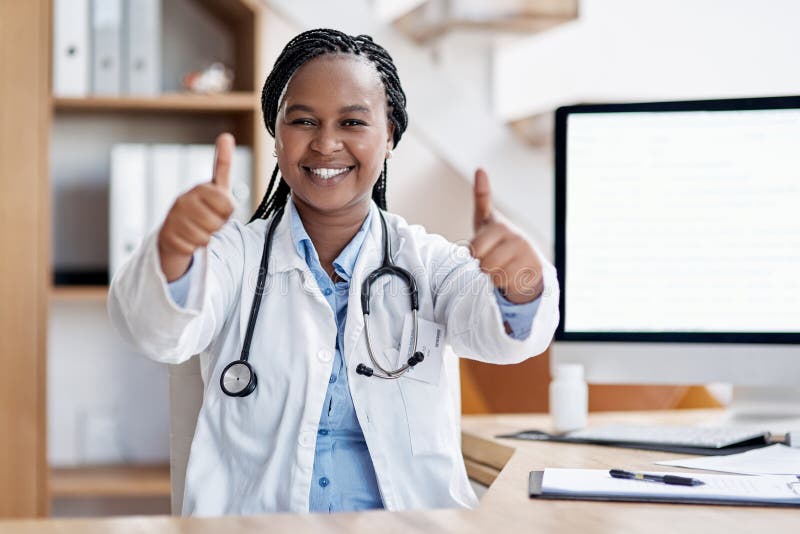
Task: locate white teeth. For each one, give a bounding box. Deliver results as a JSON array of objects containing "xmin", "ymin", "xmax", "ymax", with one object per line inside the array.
[{"xmin": 309, "ymin": 167, "xmax": 350, "ymax": 179}]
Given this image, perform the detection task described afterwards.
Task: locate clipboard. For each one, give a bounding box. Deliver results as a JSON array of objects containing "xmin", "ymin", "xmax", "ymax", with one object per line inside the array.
[
  {"xmin": 499, "ymin": 430, "xmax": 769, "ymax": 456},
  {"xmin": 528, "ymin": 470, "xmax": 800, "ymax": 508}
]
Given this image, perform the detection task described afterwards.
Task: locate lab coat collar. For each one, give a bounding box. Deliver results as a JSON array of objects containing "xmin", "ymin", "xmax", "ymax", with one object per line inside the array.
[
  {"xmin": 261, "ymin": 197, "xmax": 406, "ymax": 366},
  {"xmin": 266, "ymin": 198, "xmax": 402, "ymax": 277},
  {"xmin": 287, "ymin": 196, "xmax": 374, "ymax": 283}
]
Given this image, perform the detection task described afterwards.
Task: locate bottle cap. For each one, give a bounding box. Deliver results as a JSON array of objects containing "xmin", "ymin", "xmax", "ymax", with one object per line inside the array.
[{"xmin": 553, "ymin": 363, "xmax": 584, "ymax": 381}]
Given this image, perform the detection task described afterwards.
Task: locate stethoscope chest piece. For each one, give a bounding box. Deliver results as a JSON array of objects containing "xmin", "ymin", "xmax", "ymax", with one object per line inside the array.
[{"xmin": 220, "ymin": 360, "xmax": 257, "ymax": 397}]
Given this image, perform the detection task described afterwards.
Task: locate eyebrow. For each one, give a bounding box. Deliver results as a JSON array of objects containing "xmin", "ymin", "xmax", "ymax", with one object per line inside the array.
[{"xmin": 285, "ymin": 104, "xmax": 371, "ymax": 115}]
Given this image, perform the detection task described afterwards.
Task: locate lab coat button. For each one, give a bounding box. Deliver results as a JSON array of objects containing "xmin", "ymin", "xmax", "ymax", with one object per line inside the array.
[
  {"xmin": 298, "ymin": 431, "xmax": 314, "ymax": 447},
  {"xmin": 317, "ymin": 349, "xmax": 333, "ymax": 362}
]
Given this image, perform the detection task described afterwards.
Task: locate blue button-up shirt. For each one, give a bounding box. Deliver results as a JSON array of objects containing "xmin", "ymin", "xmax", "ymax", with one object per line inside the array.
[{"xmin": 167, "ymin": 198, "xmax": 541, "ymax": 513}]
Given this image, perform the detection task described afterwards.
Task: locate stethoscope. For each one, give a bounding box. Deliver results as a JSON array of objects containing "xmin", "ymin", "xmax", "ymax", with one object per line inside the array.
[{"xmin": 220, "ymin": 205, "xmax": 425, "ymax": 397}]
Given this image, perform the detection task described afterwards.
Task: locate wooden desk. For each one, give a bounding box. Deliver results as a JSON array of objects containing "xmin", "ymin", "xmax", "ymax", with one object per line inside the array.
[{"xmin": 2, "ymin": 410, "xmax": 795, "ymax": 532}]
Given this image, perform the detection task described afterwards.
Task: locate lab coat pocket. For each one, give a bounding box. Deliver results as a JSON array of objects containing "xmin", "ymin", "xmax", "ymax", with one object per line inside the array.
[{"xmin": 397, "ymin": 377, "xmax": 451, "ymax": 456}]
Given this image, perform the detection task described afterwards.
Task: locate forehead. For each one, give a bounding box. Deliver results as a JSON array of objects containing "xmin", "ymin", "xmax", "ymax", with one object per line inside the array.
[{"xmin": 281, "ymin": 54, "xmax": 386, "ymax": 112}]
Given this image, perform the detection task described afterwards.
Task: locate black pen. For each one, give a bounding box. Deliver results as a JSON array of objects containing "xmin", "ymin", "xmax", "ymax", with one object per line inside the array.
[{"xmin": 609, "ymin": 469, "xmax": 705, "ymax": 486}]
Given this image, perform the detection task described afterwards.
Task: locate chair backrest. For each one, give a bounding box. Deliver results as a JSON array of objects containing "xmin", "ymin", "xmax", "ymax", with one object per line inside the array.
[
  {"xmin": 167, "ymin": 356, "xmax": 204, "ymax": 515},
  {"xmin": 167, "ymin": 349, "xmax": 462, "ymax": 515}
]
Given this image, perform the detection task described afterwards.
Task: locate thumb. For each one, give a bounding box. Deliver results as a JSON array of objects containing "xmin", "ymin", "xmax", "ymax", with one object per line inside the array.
[
  {"xmin": 212, "ymin": 132, "xmax": 235, "ymax": 191},
  {"xmin": 473, "ymin": 167, "xmax": 493, "ymax": 232}
]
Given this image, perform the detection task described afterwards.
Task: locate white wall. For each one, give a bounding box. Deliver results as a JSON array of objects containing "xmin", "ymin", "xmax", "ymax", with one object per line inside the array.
[{"xmin": 494, "ymin": 0, "xmax": 800, "ymax": 121}]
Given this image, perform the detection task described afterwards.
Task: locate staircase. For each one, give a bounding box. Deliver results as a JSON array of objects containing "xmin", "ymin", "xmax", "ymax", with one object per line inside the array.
[{"xmin": 262, "ymin": 0, "xmax": 578, "ymax": 252}]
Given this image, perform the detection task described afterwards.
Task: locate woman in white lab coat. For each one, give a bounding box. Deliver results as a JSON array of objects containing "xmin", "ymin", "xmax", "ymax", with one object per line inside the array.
[{"xmin": 108, "ymin": 29, "xmax": 559, "ymax": 516}]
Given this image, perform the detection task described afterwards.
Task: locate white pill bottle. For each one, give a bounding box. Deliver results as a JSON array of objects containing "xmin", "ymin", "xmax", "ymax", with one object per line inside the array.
[{"xmin": 549, "ymin": 363, "xmax": 588, "ymax": 433}]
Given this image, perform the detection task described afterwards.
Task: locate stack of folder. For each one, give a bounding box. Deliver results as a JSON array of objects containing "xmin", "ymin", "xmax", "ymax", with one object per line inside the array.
[
  {"xmin": 109, "ymin": 143, "xmax": 252, "ymax": 278},
  {"xmin": 53, "ymin": 0, "xmax": 161, "ymax": 97}
]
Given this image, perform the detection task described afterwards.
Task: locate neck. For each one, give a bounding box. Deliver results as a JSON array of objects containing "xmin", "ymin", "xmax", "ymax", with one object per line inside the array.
[{"xmin": 292, "ymin": 195, "xmax": 371, "ymax": 273}]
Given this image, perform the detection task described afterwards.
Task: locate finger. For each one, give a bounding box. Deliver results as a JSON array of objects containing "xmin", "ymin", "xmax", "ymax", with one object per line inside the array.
[
  {"xmin": 479, "ymin": 244, "xmax": 520, "ymax": 290},
  {"xmin": 160, "ymin": 230, "xmax": 196, "ymax": 256},
  {"xmin": 480, "ymin": 241, "xmax": 519, "ymax": 274},
  {"xmin": 473, "ymin": 168, "xmax": 493, "ymax": 231},
  {"xmin": 212, "ymin": 132, "xmax": 235, "ymax": 191},
  {"xmin": 174, "ymin": 216, "xmax": 212, "ymax": 248},
  {"xmin": 195, "ymin": 183, "xmax": 235, "ymax": 219},
  {"xmin": 184, "ymin": 195, "xmax": 228, "ymax": 233},
  {"xmin": 470, "ymin": 222, "xmax": 506, "ymax": 259}
]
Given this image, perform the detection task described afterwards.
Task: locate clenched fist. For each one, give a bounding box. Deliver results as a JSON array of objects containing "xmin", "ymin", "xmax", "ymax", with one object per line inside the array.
[
  {"xmin": 469, "ymin": 168, "xmax": 544, "ymax": 304},
  {"xmin": 158, "ymin": 133, "xmax": 236, "ymax": 282}
]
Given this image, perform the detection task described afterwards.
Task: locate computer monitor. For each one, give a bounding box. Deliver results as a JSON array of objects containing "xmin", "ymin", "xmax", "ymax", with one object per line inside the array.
[{"xmin": 552, "ymin": 96, "xmax": 800, "ymax": 409}]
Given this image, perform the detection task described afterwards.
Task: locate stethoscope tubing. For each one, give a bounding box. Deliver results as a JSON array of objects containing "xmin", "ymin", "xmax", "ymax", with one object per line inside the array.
[
  {"xmin": 221, "ymin": 205, "xmax": 422, "ymax": 396},
  {"xmin": 363, "ymin": 308, "xmax": 419, "ymax": 379}
]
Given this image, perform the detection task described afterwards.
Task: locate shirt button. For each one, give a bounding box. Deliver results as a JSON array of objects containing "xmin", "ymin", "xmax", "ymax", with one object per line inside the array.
[
  {"xmin": 318, "ymin": 429, "xmax": 329, "ymax": 436},
  {"xmin": 329, "ymin": 375, "xmax": 337, "ymax": 383},
  {"xmin": 317, "ymin": 349, "xmax": 333, "ymax": 362},
  {"xmin": 318, "ymin": 476, "xmax": 330, "ymax": 488},
  {"xmin": 323, "ymin": 287, "xmax": 332, "ymax": 296}
]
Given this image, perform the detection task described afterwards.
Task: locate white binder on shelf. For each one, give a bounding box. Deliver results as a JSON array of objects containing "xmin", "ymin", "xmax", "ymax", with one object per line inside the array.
[
  {"xmin": 53, "ymin": 0, "xmax": 90, "ymax": 97},
  {"xmin": 124, "ymin": 0, "xmax": 161, "ymax": 95},
  {"xmin": 231, "ymin": 147, "xmax": 253, "ymax": 223},
  {"xmin": 90, "ymin": 0, "xmax": 123, "ymax": 95},
  {"xmin": 185, "ymin": 145, "xmax": 253, "ymax": 224},
  {"xmin": 109, "ymin": 144, "xmax": 148, "ymax": 280},
  {"xmin": 148, "ymin": 144, "xmax": 183, "ymax": 234},
  {"xmin": 183, "ymin": 144, "xmax": 216, "ymax": 190}
]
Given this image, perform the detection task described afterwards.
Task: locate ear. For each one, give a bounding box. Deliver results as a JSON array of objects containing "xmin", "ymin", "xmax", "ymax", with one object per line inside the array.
[{"xmin": 386, "ymin": 120, "xmax": 395, "ymax": 151}]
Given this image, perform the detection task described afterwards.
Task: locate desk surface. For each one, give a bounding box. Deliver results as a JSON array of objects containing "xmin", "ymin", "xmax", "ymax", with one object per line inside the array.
[{"xmin": 3, "ymin": 410, "xmax": 796, "ymax": 533}]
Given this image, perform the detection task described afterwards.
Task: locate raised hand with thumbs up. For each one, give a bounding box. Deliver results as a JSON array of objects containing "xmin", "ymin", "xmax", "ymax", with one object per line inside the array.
[
  {"xmin": 469, "ymin": 168, "xmax": 544, "ymax": 304},
  {"xmin": 158, "ymin": 133, "xmax": 237, "ymax": 282}
]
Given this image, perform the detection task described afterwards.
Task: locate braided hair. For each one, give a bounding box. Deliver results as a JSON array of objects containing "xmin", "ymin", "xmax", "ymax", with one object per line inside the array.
[{"xmin": 250, "ymin": 28, "xmax": 408, "ymax": 223}]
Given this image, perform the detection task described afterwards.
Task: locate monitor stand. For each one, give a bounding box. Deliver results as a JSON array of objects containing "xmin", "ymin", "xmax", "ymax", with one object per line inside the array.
[{"xmin": 704, "ymin": 386, "xmax": 800, "ymax": 436}]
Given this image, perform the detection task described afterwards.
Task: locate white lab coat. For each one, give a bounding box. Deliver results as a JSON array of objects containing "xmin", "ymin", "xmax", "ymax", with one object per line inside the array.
[{"xmin": 108, "ymin": 201, "xmax": 559, "ymax": 516}]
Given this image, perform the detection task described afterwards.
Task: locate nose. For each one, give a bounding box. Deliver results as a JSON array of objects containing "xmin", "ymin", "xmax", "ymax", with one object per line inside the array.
[{"xmin": 310, "ymin": 123, "xmax": 343, "ymax": 155}]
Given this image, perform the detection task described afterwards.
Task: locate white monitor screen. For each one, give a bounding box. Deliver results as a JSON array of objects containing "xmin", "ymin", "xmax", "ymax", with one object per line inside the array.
[{"xmin": 559, "ymin": 103, "xmax": 800, "ymax": 337}]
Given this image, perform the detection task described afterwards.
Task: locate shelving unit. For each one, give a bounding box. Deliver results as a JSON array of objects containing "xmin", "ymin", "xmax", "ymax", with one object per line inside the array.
[
  {"xmin": 53, "ymin": 92, "xmax": 259, "ymax": 113},
  {"xmin": 50, "ymin": 286, "xmax": 109, "ymax": 303},
  {"xmin": 50, "ymin": 465, "xmax": 170, "ymax": 499},
  {"xmin": 45, "ymin": 0, "xmax": 266, "ymax": 511}
]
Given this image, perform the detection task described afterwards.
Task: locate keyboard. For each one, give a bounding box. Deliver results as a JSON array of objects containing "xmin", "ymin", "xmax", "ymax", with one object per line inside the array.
[{"xmin": 566, "ymin": 424, "xmax": 770, "ymax": 449}]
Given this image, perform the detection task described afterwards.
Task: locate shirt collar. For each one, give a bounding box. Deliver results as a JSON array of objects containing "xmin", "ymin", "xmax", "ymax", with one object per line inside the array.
[{"xmin": 288, "ymin": 195, "xmax": 375, "ymax": 282}]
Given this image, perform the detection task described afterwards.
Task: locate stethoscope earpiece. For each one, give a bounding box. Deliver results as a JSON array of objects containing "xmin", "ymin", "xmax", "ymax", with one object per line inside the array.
[
  {"xmin": 356, "ymin": 363, "xmax": 374, "ymax": 377},
  {"xmin": 408, "ymin": 352, "xmax": 424, "ymax": 367}
]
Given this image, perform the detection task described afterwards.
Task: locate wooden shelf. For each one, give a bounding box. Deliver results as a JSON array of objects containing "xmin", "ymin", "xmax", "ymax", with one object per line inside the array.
[
  {"xmin": 53, "ymin": 91, "xmax": 259, "ymax": 113},
  {"xmin": 49, "ymin": 464, "xmax": 170, "ymax": 498},
  {"xmin": 50, "ymin": 286, "xmax": 109, "ymax": 303}
]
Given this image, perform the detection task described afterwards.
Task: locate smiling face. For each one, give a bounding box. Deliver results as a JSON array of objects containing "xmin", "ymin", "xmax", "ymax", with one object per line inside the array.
[{"xmin": 274, "ymin": 54, "xmax": 395, "ymax": 217}]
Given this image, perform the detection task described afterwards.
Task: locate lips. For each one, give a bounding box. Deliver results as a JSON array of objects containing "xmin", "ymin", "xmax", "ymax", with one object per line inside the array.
[
  {"xmin": 302, "ymin": 165, "xmax": 355, "ymax": 186},
  {"xmin": 303, "ymin": 165, "xmax": 354, "ymax": 179}
]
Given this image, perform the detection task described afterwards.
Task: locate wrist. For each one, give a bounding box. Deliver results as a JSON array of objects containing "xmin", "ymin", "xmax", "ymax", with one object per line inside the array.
[
  {"xmin": 502, "ymin": 277, "xmax": 544, "ymax": 304},
  {"xmin": 158, "ymin": 239, "xmax": 193, "ymax": 283}
]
